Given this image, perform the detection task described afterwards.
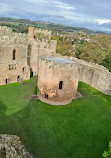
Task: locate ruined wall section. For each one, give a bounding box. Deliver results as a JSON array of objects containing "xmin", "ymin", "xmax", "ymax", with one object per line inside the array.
[
  {"xmin": 28, "ymin": 27, "xmax": 52, "ymax": 40},
  {"xmin": 37, "ymin": 58, "xmax": 78, "ymax": 105},
  {"xmin": 0, "ymin": 26, "xmax": 12, "ymax": 37},
  {"xmin": 0, "ymin": 31, "xmax": 30, "ymax": 85},
  {"xmin": 63, "ymin": 56, "xmax": 111, "ymax": 95},
  {"xmin": 34, "ymin": 28, "xmax": 52, "ymax": 39},
  {"xmin": 34, "ymin": 28, "xmax": 52, "ymax": 36},
  {"xmin": 28, "ymin": 39, "xmax": 40, "ymax": 76},
  {"xmin": 39, "ymin": 39, "xmax": 57, "ymax": 57}
]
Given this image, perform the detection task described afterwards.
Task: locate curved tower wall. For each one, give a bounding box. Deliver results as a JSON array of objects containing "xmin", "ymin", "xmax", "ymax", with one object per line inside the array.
[{"xmin": 37, "ymin": 58, "xmax": 78, "ymax": 105}]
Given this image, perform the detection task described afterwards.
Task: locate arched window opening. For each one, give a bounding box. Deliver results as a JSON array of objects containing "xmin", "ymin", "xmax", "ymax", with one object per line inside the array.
[
  {"xmin": 59, "ymin": 81, "xmax": 63, "ymax": 90},
  {"xmin": 5, "ymin": 79, "xmax": 10, "ymax": 84},
  {"xmin": 22, "ymin": 67, "xmax": 25, "ymax": 73},
  {"xmin": 13, "ymin": 49, "xmax": 16, "ymax": 60}
]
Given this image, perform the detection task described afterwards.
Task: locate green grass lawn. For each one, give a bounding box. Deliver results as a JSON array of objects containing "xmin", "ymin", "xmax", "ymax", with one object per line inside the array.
[{"xmin": 0, "ymin": 76, "xmax": 111, "ymax": 158}]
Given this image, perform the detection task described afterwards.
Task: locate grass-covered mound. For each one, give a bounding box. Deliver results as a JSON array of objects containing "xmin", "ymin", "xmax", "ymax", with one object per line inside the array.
[{"xmin": 0, "ymin": 77, "xmax": 111, "ymax": 158}]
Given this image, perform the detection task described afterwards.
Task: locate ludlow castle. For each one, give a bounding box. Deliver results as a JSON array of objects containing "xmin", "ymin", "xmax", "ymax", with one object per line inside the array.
[{"xmin": 0, "ymin": 26, "xmax": 111, "ymax": 105}]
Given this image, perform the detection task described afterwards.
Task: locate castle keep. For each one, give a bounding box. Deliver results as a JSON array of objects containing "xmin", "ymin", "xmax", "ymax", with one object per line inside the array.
[{"xmin": 0, "ymin": 26, "xmax": 111, "ymax": 105}]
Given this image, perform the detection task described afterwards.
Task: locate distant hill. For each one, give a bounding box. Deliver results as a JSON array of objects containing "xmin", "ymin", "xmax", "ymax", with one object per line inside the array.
[{"xmin": 0, "ymin": 17, "xmax": 105, "ymax": 34}]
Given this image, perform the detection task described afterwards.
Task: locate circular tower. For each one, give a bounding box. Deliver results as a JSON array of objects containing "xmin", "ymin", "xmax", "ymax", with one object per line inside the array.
[{"xmin": 37, "ymin": 57, "xmax": 78, "ymax": 105}]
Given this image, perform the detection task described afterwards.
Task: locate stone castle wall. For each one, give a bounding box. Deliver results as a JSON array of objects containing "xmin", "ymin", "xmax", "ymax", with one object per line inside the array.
[
  {"xmin": 0, "ymin": 28, "xmax": 30, "ymax": 85},
  {"xmin": 39, "ymin": 39, "xmax": 57, "ymax": 57},
  {"xmin": 37, "ymin": 58, "xmax": 78, "ymax": 105},
  {"xmin": 0, "ymin": 26, "xmax": 12, "ymax": 37},
  {"xmin": 0, "ymin": 26, "xmax": 57, "ymax": 85},
  {"xmin": 63, "ymin": 56, "xmax": 111, "ymax": 95},
  {"xmin": 0, "ymin": 26, "xmax": 28, "ymax": 38},
  {"xmin": 28, "ymin": 40, "xmax": 40, "ymax": 76},
  {"xmin": 34, "ymin": 28, "xmax": 52, "ymax": 37},
  {"xmin": 29, "ymin": 27, "xmax": 52, "ymax": 39}
]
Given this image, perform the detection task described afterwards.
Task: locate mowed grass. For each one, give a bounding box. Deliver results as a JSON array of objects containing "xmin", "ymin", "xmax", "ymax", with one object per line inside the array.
[{"xmin": 0, "ymin": 76, "xmax": 111, "ymax": 158}]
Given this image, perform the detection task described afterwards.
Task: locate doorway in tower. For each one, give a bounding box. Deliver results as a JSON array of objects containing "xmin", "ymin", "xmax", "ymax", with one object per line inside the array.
[
  {"xmin": 30, "ymin": 68, "xmax": 33, "ymax": 78},
  {"xmin": 17, "ymin": 75, "xmax": 21, "ymax": 82}
]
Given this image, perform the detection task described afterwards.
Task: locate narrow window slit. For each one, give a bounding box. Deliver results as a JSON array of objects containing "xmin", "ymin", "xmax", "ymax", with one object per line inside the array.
[{"xmin": 59, "ymin": 81, "xmax": 63, "ymax": 89}]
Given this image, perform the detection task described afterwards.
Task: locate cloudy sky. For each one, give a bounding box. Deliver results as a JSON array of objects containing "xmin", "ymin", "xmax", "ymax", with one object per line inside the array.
[{"xmin": 0, "ymin": 0, "xmax": 111, "ymax": 32}]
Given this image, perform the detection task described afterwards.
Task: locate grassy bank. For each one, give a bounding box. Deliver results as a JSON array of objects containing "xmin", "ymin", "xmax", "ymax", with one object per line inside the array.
[{"xmin": 0, "ymin": 76, "xmax": 111, "ymax": 158}]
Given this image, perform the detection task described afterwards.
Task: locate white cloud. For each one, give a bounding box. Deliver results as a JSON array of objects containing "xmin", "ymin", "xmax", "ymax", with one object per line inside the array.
[
  {"xmin": 24, "ymin": 0, "xmax": 49, "ymax": 4},
  {"xmin": 95, "ymin": 19, "xmax": 111, "ymax": 25},
  {"xmin": 54, "ymin": 1, "xmax": 75, "ymax": 10},
  {"xmin": 56, "ymin": 5, "xmax": 74, "ymax": 10}
]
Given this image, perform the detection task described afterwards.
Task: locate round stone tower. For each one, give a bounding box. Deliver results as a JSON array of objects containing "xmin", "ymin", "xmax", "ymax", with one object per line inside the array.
[{"xmin": 37, "ymin": 57, "xmax": 78, "ymax": 105}]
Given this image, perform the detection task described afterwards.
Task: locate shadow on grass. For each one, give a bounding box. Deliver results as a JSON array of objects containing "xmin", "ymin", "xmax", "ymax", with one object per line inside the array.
[{"xmin": 0, "ymin": 100, "xmax": 7, "ymax": 121}]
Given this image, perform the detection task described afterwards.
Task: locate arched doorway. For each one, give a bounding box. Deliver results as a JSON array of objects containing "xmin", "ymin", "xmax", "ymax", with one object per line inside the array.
[
  {"xmin": 30, "ymin": 68, "xmax": 33, "ymax": 78},
  {"xmin": 5, "ymin": 78, "xmax": 10, "ymax": 84},
  {"xmin": 17, "ymin": 75, "xmax": 20, "ymax": 81}
]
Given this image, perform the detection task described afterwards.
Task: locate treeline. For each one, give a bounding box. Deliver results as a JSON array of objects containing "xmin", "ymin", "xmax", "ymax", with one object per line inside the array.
[
  {"xmin": 51, "ymin": 35, "xmax": 75, "ymax": 56},
  {"xmin": 0, "ymin": 17, "xmax": 98, "ymax": 34},
  {"xmin": 78, "ymin": 35, "xmax": 111, "ymax": 72},
  {"xmin": 52, "ymin": 34, "xmax": 111, "ymax": 72}
]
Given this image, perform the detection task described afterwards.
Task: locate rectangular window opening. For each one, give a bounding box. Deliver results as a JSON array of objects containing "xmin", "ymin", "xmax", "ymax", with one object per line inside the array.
[{"xmin": 59, "ymin": 81, "xmax": 63, "ymax": 89}]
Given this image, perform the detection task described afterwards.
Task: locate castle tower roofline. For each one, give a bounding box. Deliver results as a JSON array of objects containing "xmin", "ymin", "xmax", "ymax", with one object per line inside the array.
[{"xmin": 44, "ymin": 57, "xmax": 76, "ymax": 65}]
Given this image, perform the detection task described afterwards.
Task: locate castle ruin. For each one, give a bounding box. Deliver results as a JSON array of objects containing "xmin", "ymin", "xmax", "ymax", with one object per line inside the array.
[
  {"xmin": 0, "ymin": 26, "xmax": 57, "ymax": 85},
  {"xmin": 0, "ymin": 26, "xmax": 111, "ymax": 105}
]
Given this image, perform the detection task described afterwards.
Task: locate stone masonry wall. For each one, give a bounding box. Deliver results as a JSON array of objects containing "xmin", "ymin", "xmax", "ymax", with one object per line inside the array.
[
  {"xmin": 37, "ymin": 58, "xmax": 78, "ymax": 105},
  {"xmin": 0, "ymin": 26, "xmax": 30, "ymax": 85},
  {"xmin": 63, "ymin": 56, "xmax": 111, "ymax": 95},
  {"xmin": 39, "ymin": 39, "xmax": 57, "ymax": 57}
]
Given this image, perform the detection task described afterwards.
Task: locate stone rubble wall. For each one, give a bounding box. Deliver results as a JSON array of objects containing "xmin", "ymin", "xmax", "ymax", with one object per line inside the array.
[{"xmin": 0, "ymin": 134, "xmax": 33, "ymax": 158}]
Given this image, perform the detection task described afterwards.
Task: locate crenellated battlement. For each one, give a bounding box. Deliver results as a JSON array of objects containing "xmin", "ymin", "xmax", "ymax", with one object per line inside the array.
[
  {"xmin": 28, "ymin": 27, "xmax": 52, "ymax": 39},
  {"xmin": 0, "ymin": 26, "xmax": 28, "ymax": 38},
  {"xmin": 0, "ymin": 36, "xmax": 28, "ymax": 46},
  {"xmin": 34, "ymin": 28, "xmax": 52, "ymax": 36},
  {"xmin": 40, "ymin": 39, "xmax": 57, "ymax": 48},
  {"xmin": 0, "ymin": 26, "xmax": 12, "ymax": 36}
]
